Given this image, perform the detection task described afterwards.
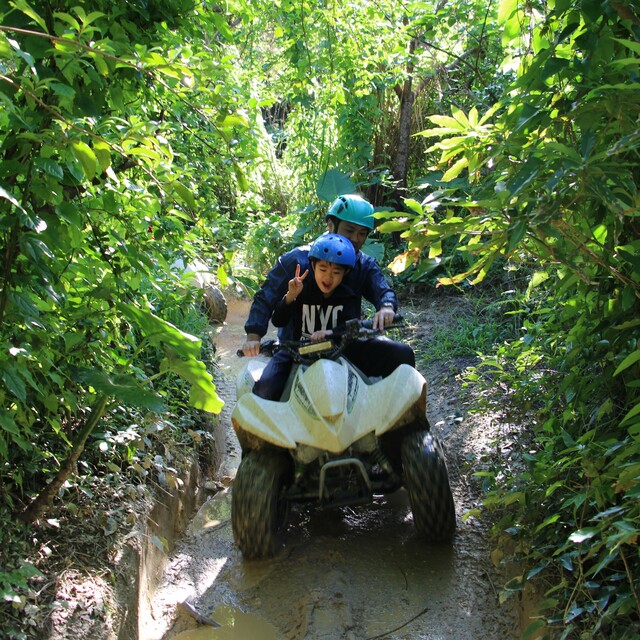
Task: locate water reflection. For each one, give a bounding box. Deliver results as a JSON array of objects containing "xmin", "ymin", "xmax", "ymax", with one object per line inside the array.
[{"xmin": 171, "ymin": 604, "xmax": 277, "ymax": 640}]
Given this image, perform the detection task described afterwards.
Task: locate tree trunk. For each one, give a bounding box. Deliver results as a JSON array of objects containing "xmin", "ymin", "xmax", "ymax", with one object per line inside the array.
[
  {"xmin": 393, "ymin": 76, "xmax": 415, "ymax": 192},
  {"xmin": 19, "ymin": 394, "xmax": 109, "ymax": 523}
]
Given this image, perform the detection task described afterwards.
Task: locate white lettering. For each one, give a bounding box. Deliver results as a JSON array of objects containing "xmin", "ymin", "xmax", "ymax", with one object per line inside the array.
[
  {"xmin": 318, "ymin": 306, "xmax": 332, "ymax": 329},
  {"xmin": 300, "ymin": 304, "xmax": 344, "ymax": 335},
  {"xmin": 301, "ymin": 305, "xmax": 315, "ymax": 335}
]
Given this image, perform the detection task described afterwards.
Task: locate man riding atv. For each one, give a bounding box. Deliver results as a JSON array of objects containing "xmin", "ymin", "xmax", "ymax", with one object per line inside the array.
[{"xmin": 241, "ymin": 194, "xmax": 414, "ymax": 381}]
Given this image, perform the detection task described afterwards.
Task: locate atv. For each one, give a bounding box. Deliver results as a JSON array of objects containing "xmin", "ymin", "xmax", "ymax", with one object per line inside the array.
[{"xmin": 230, "ymin": 317, "xmax": 456, "ymax": 559}]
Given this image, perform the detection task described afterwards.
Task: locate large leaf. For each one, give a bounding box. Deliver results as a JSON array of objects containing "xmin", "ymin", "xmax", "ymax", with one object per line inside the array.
[
  {"xmin": 118, "ymin": 302, "xmax": 201, "ymax": 360},
  {"xmin": 614, "ymin": 349, "xmax": 640, "ymax": 377},
  {"xmin": 161, "ymin": 352, "xmax": 224, "ymax": 414},
  {"xmin": 76, "ymin": 369, "xmax": 164, "ymax": 412},
  {"xmin": 70, "ymin": 140, "xmax": 97, "ymax": 181},
  {"xmin": 316, "ymin": 169, "xmax": 355, "ymax": 202}
]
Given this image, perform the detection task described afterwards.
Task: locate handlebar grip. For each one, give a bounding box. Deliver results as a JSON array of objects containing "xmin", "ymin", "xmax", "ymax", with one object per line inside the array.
[
  {"xmin": 359, "ymin": 313, "xmax": 404, "ymax": 330},
  {"xmin": 236, "ymin": 349, "xmax": 245, "ymax": 358}
]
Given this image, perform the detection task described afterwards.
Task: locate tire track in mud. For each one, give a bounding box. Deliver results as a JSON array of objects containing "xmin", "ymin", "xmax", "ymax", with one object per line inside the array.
[{"xmin": 151, "ymin": 294, "xmax": 521, "ymax": 640}]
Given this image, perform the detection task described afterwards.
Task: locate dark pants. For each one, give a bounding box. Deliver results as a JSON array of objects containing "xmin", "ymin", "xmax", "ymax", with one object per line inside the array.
[
  {"xmin": 253, "ymin": 337, "xmax": 415, "ymax": 401},
  {"xmin": 344, "ymin": 336, "xmax": 415, "ymax": 378},
  {"xmin": 252, "ymin": 350, "xmax": 295, "ymax": 401}
]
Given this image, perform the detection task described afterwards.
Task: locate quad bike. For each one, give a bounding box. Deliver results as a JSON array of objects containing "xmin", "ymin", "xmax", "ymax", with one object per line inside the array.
[{"xmin": 231, "ymin": 317, "xmax": 456, "ymax": 559}]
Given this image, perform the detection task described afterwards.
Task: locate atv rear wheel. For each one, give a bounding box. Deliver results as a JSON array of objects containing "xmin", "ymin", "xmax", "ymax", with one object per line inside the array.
[
  {"xmin": 401, "ymin": 431, "xmax": 456, "ymax": 542},
  {"xmin": 231, "ymin": 448, "xmax": 292, "ymax": 559}
]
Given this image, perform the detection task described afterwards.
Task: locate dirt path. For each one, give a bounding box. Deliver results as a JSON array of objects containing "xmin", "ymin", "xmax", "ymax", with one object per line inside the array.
[{"xmin": 149, "ymin": 294, "xmax": 521, "ymax": 640}]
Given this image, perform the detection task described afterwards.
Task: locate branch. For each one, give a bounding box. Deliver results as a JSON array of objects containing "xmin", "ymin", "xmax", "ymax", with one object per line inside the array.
[
  {"xmin": 0, "ymin": 24, "xmax": 232, "ymax": 154},
  {"xmin": 19, "ymin": 394, "xmax": 110, "ymax": 523}
]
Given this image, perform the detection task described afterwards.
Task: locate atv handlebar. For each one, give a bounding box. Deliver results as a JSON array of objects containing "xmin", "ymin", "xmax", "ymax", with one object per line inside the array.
[{"xmin": 237, "ymin": 315, "xmax": 404, "ymax": 364}]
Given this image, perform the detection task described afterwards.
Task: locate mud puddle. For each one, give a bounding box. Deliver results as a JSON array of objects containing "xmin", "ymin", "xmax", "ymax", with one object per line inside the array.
[{"xmin": 149, "ymin": 295, "xmax": 520, "ymax": 640}]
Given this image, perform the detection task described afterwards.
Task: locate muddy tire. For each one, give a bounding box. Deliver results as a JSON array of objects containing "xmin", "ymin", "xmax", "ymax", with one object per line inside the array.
[
  {"xmin": 231, "ymin": 448, "xmax": 292, "ymax": 559},
  {"xmin": 401, "ymin": 431, "xmax": 456, "ymax": 542},
  {"xmin": 203, "ymin": 284, "xmax": 227, "ymax": 324}
]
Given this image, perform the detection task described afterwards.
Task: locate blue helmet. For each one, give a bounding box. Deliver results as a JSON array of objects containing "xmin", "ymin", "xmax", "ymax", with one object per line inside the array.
[
  {"xmin": 309, "ymin": 233, "xmax": 356, "ymax": 268},
  {"xmin": 326, "ymin": 194, "xmax": 375, "ymax": 230}
]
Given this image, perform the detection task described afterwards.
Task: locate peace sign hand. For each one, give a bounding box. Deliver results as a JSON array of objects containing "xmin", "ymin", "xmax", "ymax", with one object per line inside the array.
[{"xmin": 285, "ymin": 263, "xmax": 309, "ymax": 303}]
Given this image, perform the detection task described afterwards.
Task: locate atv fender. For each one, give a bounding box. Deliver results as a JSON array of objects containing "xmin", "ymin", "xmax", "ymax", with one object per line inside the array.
[{"xmin": 232, "ymin": 358, "xmax": 427, "ymax": 453}]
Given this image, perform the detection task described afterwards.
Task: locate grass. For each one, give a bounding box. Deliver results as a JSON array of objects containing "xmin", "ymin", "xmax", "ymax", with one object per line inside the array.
[{"xmin": 408, "ymin": 288, "xmax": 521, "ymax": 370}]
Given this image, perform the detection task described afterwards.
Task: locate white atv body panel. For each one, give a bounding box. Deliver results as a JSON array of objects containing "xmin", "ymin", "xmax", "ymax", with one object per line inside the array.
[{"xmin": 232, "ymin": 356, "xmax": 427, "ymax": 453}]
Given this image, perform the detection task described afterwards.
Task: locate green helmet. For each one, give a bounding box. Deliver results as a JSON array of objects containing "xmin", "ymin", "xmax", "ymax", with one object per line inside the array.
[{"xmin": 326, "ymin": 194, "xmax": 375, "ymax": 230}]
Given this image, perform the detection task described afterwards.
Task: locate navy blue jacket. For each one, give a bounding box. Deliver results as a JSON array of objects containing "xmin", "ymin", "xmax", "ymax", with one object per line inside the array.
[
  {"xmin": 245, "ymin": 245, "xmax": 397, "ymax": 340},
  {"xmin": 271, "ymin": 276, "xmax": 361, "ymax": 340}
]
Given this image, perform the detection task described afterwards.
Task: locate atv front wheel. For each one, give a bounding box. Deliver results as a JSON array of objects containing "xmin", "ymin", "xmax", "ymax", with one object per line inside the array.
[
  {"xmin": 401, "ymin": 431, "xmax": 456, "ymax": 542},
  {"xmin": 231, "ymin": 448, "xmax": 292, "ymax": 559}
]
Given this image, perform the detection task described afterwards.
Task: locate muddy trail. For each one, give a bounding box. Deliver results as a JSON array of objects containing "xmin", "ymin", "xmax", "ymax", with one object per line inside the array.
[{"xmin": 149, "ymin": 294, "xmax": 521, "ymax": 640}]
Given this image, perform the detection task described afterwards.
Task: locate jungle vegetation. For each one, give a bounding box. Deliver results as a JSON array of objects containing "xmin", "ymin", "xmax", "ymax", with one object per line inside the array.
[{"xmin": 1, "ymin": 0, "xmax": 638, "ymax": 638}]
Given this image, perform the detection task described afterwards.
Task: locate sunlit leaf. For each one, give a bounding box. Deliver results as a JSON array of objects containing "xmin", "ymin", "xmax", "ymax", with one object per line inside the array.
[
  {"xmin": 388, "ymin": 251, "xmax": 417, "ymax": 274},
  {"xmin": 15, "ymin": 0, "xmax": 49, "ymax": 31},
  {"xmin": 171, "ymin": 181, "xmax": 196, "ymax": 209},
  {"xmin": 569, "ymin": 528, "xmax": 598, "ymax": 544},
  {"xmin": 118, "ymin": 302, "xmax": 201, "ymax": 360},
  {"xmin": 442, "ymin": 157, "xmax": 468, "ymax": 181},
  {"xmin": 70, "ymin": 140, "xmax": 97, "ymax": 181},
  {"xmin": 162, "ymin": 352, "xmax": 224, "ymax": 414},
  {"xmin": 75, "ymin": 369, "xmax": 164, "ymax": 412}
]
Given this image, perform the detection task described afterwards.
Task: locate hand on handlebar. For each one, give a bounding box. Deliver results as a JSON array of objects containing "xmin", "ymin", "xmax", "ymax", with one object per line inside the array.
[
  {"xmin": 309, "ymin": 329, "xmax": 333, "ymax": 342},
  {"xmin": 241, "ymin": 334, "xmax": 261, "ymax": 357},
  {"xmin": 372, "ymin": 307, "xmax": 396, "ymax": 332}
]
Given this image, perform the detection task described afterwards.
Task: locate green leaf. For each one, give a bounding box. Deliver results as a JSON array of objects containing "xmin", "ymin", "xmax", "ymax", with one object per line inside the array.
[
  {"xmin": 316, "ymin": 169, "xmax": 355, "ymax": 201},
  {"xmin": 128, "ymin": 147, "xmax": 161, "ymax": 162},
  {"xmin": 162, "ymin": 352, "xmax": 224, "ymax": 414},
  {"xmin": 118, "ymin": 302, "xmax": 202, "ymax": 360},
  {"xmin": 569, "ymin": 528, "xmax": 598, "ymax": 544},
  {"xmin": 233, "ymin": 163, "xmax": 248, "ymax": 192},
  {"xmin": 93, "ymin": 141, "xmax": 111, "ymax": 172},
  {"xmin": 529, "ymin": 271, "xmax": 549, "ymax": 289},
  {"xmin": 427, "ymin": 114, "xmax": 467, "ymax": 131},
  {"xmin": 70, "ymin": 140, "xmax": 97, "ymax": 181},
  {"xmin": 13, "ymin": 0, "xmax": 49, "ymax": 32},
  {"xmin": 507, "ymin": 218, "xmax": 527, "ymax": 252},
  {"xmin": 0, "ymin": 185, "xmax": 28, "ymax": 216},
  {"xmin": 76, "ymin": 369, "xmax": 164, "ymax": 412},
  {"xmin": 171, "ymin": 181, "xmax": 196, "ymax": 209},
  {"xmin": 36, "ymin": 158, "xmax": 64, "ymax": 179},
  {"xmin": 49, "ymin": 81, "xmax": 75, "ymax": 98},
  {"xmin": 53, "ymin": 11, "xmax": 81, "ymax": 31},
  {"xmin": 620, "ymin": 402, "xmax": 640, "ymax": 428},
  {"xmin": 442, "ymin": 156, "xmax": 468, "ymax": 181},
  {"xmin": 211, "ymin": 12, "xmax": 234, "ymax": 41},
  {"xmin": 0, "ymin": 432, "xmax": 7, "ymax": 460},
  {"xmin": 377, "ymin": 220, "xmax": 411, "ymax": 233},
  {"xmin": 614, "ymin": 349, "xmax": 640, "ymax": 376},
  {"xmin": 0, "ymin": 411, "xmax": 21, "ymax": 436},
  {"xmin": 522, "ymin": 620, "xmax": 547, "ymax": 639},
  {"xmin": 614, "ymin": 37, "xmax": 640, "ymax": 56},
  {"xmin": 217, "ymin": 114, "xmax": 250, "ymax": 129},
  {"xmin": 403, "ymin": 199, "xmax": 423, "ymax": 215},
  {"xmin": 498, "ymin": 0, "xmax": 517, "ymax": 23},
  {"xmin": 0, "ymin": 363, "xmax": 26, "ymax": 401}
]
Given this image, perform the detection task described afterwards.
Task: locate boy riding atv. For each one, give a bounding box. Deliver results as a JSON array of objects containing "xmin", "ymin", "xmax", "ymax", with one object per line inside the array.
[{"xmin": 232, "ymin": 232, "xmax": 456, "ymax": 557}]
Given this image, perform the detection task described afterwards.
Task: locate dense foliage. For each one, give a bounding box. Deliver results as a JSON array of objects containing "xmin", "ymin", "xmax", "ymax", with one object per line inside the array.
[
  {"xmin": 1, "ymin": 0, "xmax": 638, "ymax": 638},
  {"xmin": 380, "ymin": 2, "xmax": 640, "ymax": 637},
  {"xmin": 0, "ymin": 1, "xmax": 236, "ymax": 625}
]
